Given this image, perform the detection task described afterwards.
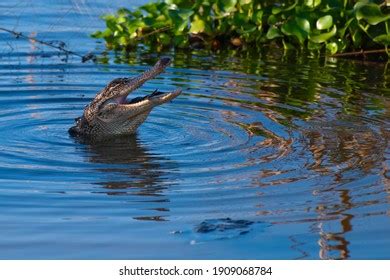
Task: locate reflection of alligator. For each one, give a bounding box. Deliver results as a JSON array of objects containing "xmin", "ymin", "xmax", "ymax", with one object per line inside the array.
[
  {"xmin": 81, "ymin": 135, "xmax": 176, "ymax": 221},
  {"xmin": 84, "ymin": 136, "xmax": 168, "ymax": 195},
  {"xmin": 69, "ymin": 58, "xmax": 181, "ymax": 139}
]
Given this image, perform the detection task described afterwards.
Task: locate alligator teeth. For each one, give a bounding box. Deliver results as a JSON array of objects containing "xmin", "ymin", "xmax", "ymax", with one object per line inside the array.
[{"xmin": 126, "ymin": 90, "xmax": 165, "ymax": 104}]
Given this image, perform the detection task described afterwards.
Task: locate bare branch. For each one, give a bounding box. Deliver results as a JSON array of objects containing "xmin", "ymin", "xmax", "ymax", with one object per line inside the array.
[{"xmin": 0, "ymin": 26, "xmax": 96, "ymax": 62}]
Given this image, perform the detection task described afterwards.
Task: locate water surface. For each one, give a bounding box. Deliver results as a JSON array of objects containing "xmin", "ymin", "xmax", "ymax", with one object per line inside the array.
[{"xmin": 0, "ymin": 0, "xmax": 390, "ymax": 259}]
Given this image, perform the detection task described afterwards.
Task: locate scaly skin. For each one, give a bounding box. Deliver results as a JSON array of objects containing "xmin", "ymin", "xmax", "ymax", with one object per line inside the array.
[{"xmin": 69, "ymin": 58, "xmax": 182, "ymax": 139}]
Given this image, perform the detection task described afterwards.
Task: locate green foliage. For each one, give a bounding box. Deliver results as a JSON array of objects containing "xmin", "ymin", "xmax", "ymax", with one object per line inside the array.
[{"xmin": 92, "ymin": 0, "xmax": 390, "ymax": 55}]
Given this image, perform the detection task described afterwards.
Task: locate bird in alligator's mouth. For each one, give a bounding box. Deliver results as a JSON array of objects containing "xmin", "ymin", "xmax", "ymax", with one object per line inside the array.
[{"xmin": 69, "ymin": 57, "xmax": 182, "ymax": 139}]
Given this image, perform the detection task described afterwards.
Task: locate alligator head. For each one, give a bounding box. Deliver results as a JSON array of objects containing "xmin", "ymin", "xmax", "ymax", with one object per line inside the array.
[{"xmin": 69, "ymin": 58, "xmax": 182, "ymax": 139}]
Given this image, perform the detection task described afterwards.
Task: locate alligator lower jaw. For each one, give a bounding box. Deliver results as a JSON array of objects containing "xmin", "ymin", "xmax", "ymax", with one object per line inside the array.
[
  {"xmin": 111, "ymin": 90, "xmax": 166, "ymax": 105},
  {"xmin": 127, "ymin": 90, "xmax": 166, "ymax": 104}
]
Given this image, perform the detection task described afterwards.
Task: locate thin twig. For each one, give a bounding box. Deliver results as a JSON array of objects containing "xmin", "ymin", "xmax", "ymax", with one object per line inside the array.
[
  {"xmin": 0, "ymin": 26, "xmax": 96, "ymax": 62},
  {"xmin": 136, "ymin": 26, "xmax": 172, "ymax": 41},
  {"xmin": 330, "ymin": 49, "xmax": 388, "ymax": 57}
]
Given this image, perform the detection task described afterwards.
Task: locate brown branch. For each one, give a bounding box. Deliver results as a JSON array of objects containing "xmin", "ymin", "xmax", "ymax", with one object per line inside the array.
[
  {"xmin": 136, "ymin": 26, "xmax": 172, "ymax": 41},
  {"xmin": 0, "ymin": 26, "xmax": 96, "ymax": 62},
  {"xmin": 330, "ymin": 49, "xmax": 388, "ymax": 57}
]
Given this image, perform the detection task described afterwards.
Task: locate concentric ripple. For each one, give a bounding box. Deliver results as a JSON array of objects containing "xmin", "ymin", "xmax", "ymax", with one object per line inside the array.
[{"xmin": 0, "ymin": 53, "xmax": 389, "ymax": 260}]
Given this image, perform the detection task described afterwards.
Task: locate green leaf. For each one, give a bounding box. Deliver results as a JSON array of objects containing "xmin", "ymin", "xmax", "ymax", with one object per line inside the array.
[
  {"xmin": 281, "ymin": 18, "xmax": 309, "ymax": 44},
  {"xmin": 284, "ymin": 1, "xmax": 298, "ymax": 12},
  {"xmin": 141, "ymin": 3, "xmax": 160, "ymax": 16},
  {"xmin": 272, "ymin": 7, "xmax": 282, "ymax": 15},
  {"xmin": 354, "ymin": 2, "xmax": 390, "ymax": 25},
  {"xmin": 373, "ymin": 34, "xmax": 390, "ymax": 45},
  {"xmin": 102, "ymin": 14, "xmax": 116, "ymax": 21},
  {"xmin": 272, "ymin": 1, "xmax": 298, "ymax": 14},
  {"xmin": 326, "ymin": 42, "xmax": 338, "ymax": 54},
  {"xmin": 266, "ymin": 26, "xmax": 282, "ymax": 39},
  {"xmin": 125, "ymin": 19, "xmax": 145, "ymax": 33},
  {"xmin": 190, "ymin": 16, "xmax": 206, "ymax": 34},
  {"xmin": 218, "ymin": 0, "xmax": 237, "ymax": 13},
  {"xmin": 316, "ymin": 15, "xmax": 333, "ymax": 30},
  {"xmin": 267, "ymin": 15, "xmax": 278, "ymax": 25},
  {"xmin": 233, "ymin": 13, "xmax": 248, "ymax": 26},
  {"xmin": 282, "ymin": 39, "xmax": 295, "ymax": 50},
  {"xmin": 129, "ymin": 10, "xmax": 142, "ymax": 19},
  {"xmin": 168, "ymin": 10, "xmax": 188, "ymax": 32},
  {"xmin": 115, "ymin": 24, "xmax": 124, "ymax": 32},
  {"xmin": 240, "ymin": 23, "xmax": 257, "ymax": 34},
  {"xmin": 296, "ymin": 17, "xmax": 311, "ymax": 33},
  {"xmin": 239, "ymin": 0, "xmax": 252, "ymax": 5},
  {"xmin": 309, "ymin": 25, "xmax": 337, "ymax": 43},
  {"xmin": 351, "ymin": 28, "xmax": 362, "ymax": 47},
  {"xmin": 118, "ymin": 36, "xmax": 128, "ymax": 46},
  {"xmin": 101, "ymin": 29, "xmax": 113, "ymax": 38},
  {"xmin": 336, "ymin": 38, "xmax": 347, "ymax": 52},
  {"xmin": 116, "ymin": 16, "xmax": 127, "ymax": 24},
  {"xmin": 117, "ymin": 8, "xmax": 131, "ymax": 17},
  {"xmin": 338, "ymin": 18, "xmax": 354, "ymax": 37},
  {"xmin": 91, "ymin": 31, "xmax": 103, "ymax": 38},
  {"xmin": 178, "ymin": 9, "xmax": 194, "ymax": 20},
  {"xmin": 253, "ymin": 10, "xmax": 263, "ymax": 25},
  {"xmin": 158, "ymin": 33, "xmax": 171, "ymax": 46},
  {"xmin": 173, "ymin": 35, "xmax": 188, "ymax": 48},
  {"xmin": 103, "ymin": 15, "xmax": 117, "ymax": 31},
  {"xmin": 304, "ymin": 0, "xmax": 321, "ymax": 8}
]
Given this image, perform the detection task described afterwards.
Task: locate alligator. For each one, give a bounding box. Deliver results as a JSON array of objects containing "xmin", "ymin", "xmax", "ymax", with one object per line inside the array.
[{"xmin": 69, "ymin": 57, "xmax": 181, "ymax": 139}]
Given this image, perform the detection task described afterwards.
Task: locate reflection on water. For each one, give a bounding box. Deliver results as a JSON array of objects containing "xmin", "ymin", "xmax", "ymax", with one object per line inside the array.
[
  {"xmin": 0, "ymin": 0, "xmax": 390, "ymax": 259},
  {"xmin": 80, "ymin": 136, "xmax": 174, "ymax": 222}
]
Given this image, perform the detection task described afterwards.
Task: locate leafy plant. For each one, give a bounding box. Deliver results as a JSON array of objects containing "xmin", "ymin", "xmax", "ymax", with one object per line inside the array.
[{"xmin": 92, "ymin": 0, "xmax": 390, "ymax": 56}]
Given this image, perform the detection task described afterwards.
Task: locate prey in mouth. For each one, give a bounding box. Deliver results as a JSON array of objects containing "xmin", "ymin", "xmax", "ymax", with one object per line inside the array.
[{"xmin": 69, "ymin": 57, "xmax": 182, "ymax": 139}]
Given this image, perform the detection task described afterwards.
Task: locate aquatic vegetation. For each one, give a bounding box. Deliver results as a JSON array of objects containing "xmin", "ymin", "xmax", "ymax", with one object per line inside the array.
[{"xmin": 92, "ymin": 0, "xmax": 390, "ymax": 56}]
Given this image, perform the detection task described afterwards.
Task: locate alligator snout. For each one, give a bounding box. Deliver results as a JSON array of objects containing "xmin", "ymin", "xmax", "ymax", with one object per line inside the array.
[{"xmin": 69, "ymin": 58, "xmax": 182, "ymax": 139}]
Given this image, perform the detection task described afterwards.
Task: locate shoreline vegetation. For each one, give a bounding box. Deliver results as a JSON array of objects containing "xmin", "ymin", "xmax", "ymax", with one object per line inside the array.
[{"xmin": 91, "ymin": 0, "xmax": 390, "ymax": 60}]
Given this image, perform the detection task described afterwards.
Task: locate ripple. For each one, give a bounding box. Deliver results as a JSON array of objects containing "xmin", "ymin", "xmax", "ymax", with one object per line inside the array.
[{"xmin": 0, "ymin": 47, "xmax": 390, "ymax": 259}]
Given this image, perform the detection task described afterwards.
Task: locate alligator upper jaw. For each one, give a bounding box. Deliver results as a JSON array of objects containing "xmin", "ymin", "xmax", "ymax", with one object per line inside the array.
[{"xmin": 98, "ymin": 57, "xmax": 179, "ymax": 109}]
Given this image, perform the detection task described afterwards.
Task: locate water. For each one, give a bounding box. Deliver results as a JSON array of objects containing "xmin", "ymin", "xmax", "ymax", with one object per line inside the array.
[{"xmin": 0, "ymin": 0, "xmax": 390, "ymax": 259}]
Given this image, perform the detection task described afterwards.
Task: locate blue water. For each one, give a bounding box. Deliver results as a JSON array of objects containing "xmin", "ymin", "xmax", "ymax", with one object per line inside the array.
[{"xmin": 0, "ymin": 0, "xmax": 390, "ymax": 259}]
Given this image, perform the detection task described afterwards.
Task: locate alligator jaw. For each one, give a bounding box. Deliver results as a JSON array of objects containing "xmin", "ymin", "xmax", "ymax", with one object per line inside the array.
[
  {"xmin": 105, "ymin": 86, "xmax": 181, "ymax": 107},
  {"xmin": 69, "ymin": 57, "xmax": 182, "ymax": 138},
  {"xmin": 103, "ymin": 88, "xmax": 182, "ymax": 119},
  {"xmin": 85, "ymin": 57, "xmax": 173, "ymax": 120},
  {"xmin": 126, "ymin": 88, "xmax": 182, "ymax": 105}
]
